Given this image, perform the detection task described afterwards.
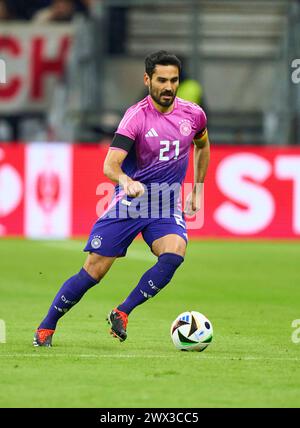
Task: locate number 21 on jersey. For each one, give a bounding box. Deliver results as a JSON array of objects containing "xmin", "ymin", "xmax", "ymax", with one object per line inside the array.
[{"xmin": 159, "ymin": 140, "xmax": 180, "ymax": 161}]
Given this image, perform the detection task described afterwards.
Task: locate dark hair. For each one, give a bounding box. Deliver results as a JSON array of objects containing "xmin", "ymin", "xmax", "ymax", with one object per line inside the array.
[{"xmin": 145, "ymin": 50, "xmax": 181, "ymax": 78}]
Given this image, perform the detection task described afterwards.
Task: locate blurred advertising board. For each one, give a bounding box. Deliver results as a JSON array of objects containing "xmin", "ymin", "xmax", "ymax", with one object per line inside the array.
[
  {"xmin": 0, "ymin": 24, "xmax": 72, "ymax": 140},
  {"xmin": 0, "ymin": 143, "xmax": 300, "ymax": 239}
]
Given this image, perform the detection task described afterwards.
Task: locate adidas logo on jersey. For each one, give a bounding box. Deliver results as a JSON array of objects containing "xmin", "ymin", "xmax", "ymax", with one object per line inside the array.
[{"xmin": 145, "ymin": 128, "xmax": 158, "ymax": 137}]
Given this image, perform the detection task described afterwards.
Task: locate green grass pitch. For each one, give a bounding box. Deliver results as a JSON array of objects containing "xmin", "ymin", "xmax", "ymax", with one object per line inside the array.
[{"xmin": 0, "ymin": 238, "xmax": 300, "ymax": 408}]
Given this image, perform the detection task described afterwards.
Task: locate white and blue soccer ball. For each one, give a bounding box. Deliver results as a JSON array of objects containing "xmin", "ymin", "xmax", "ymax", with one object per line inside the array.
[{"xmin": 171, "ymin": 311, "xmax": 213, "ymax": 352}]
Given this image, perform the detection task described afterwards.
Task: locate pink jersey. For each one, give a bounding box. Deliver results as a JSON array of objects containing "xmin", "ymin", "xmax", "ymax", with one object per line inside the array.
[{"xmin": 115, "ymin": 95, "xmax": 207, "ymax": 187}]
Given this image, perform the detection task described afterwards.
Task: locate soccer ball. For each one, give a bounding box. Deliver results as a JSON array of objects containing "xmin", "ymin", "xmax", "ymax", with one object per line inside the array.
[{"xmin": 170, "ymin": 311, "xmax": 213, "ymax": 352}]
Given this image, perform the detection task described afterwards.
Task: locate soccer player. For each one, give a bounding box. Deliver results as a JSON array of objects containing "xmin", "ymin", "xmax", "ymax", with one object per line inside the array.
[{"xmin": 33, "ymin": 50, "xmax": 210, "ymax": 347}]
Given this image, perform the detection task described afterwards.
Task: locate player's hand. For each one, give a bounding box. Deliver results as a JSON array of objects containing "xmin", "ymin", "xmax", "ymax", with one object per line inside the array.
[
  {"xmin": 123, "ymin": 180, "xmax": 145, "ymax": 198},
  {"xmin": 184, "ymin": 185, "xmax": 203, "ymax": 216}
]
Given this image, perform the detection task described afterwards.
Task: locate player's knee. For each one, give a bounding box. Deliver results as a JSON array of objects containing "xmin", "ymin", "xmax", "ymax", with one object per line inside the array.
[
  {"xmin": 86, "ymin": 263, "xmax": 108, "ymax": 282},
  {"xmin": 83, "ymin": 254, "xmax": 114, "ymax": 282},
  {"xmin": 157, "ymin": 252, "xmax": 184, "ymax": 283}
]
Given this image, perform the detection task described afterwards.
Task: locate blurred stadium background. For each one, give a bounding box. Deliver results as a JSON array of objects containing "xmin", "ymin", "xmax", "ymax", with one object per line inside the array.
[{"xmin": 1, "ymin": 0, "xmax": 300, "ymax": 409}]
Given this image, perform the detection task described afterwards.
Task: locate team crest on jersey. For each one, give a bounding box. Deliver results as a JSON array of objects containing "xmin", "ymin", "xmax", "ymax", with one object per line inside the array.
[
  {"xmin": 179, "ymin": 119, "xmax": 192, "ymax": 136},
  {"xmin": 91, "ymin": 235, "xmax": 102, "ymax": 249}
]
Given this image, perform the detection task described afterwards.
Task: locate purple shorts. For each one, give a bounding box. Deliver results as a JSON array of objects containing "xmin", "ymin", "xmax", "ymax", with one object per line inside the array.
[{"xmin": 84, "ymin": 210, "xmax": 188, "ymax": 258}]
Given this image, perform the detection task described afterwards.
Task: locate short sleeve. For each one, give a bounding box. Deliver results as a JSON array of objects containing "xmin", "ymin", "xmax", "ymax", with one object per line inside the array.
[
  {"xmin": 194, "ymin": 107, "xmax": 208, "ymax": 139},
  {"xmin": 115, "ymin": 105, "xmax": 140, "ymax": 141}
]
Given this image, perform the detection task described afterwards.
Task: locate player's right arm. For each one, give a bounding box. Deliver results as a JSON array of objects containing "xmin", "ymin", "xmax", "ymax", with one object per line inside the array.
[{"xmin": 103, "ymin": 135, "xmax": 144, "ymax": 198}]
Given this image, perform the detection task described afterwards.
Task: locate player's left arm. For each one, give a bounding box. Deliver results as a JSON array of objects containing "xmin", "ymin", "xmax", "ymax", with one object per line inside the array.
[
  {"xmin": 184, "ymin": 128, "xmax": 210, "ymax": 215},
  {"xmin": 193, "ymin": 127, "xmax": 210, "ymax": 184}
]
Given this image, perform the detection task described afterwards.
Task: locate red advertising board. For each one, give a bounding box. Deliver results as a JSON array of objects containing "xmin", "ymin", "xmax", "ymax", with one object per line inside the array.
[
  {"xmin": 1, "ymin": 143, "xmax": 300, "ymax": 239},
  {"xmin": 186, "ymin": 146, "xmax": 300, "ymax": 238},
  {"xmin": 0, "ymin": 25, "xmax": 72, "ymax": 113},
  {"xmin": 0, "ymin": 144, "xmax": 24, "ymax": 236}
]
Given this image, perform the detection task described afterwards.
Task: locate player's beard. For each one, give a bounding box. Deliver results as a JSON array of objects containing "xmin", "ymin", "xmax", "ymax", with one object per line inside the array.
[{"xmin": 149, "ymin": 84, "xmax": 176, "ymax": 107}]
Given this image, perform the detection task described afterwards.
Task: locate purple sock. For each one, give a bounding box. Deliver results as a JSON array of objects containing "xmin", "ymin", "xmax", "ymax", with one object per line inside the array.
[
  {"xmin": 38, "ymin": 268, "xmax": 99, "ymax": 330},
  {"xmin": 118, "ymin": 253, "xmax": 184, "ymax": 315}
]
